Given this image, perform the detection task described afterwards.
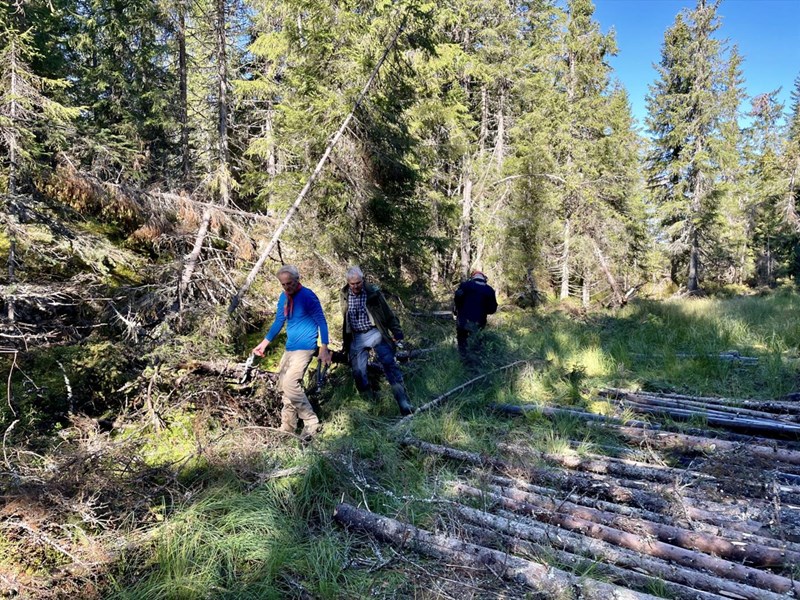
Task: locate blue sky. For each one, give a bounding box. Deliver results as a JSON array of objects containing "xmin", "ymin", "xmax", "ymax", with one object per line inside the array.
[{"xmin": 591, "ymin": 0, "xmax": 800, "ymax": 128}]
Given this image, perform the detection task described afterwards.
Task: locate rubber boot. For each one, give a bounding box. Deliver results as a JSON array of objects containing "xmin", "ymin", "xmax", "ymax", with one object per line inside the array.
[{"xmin": 391, "ymin": 383, "xmax": 414, "ymax": 416}]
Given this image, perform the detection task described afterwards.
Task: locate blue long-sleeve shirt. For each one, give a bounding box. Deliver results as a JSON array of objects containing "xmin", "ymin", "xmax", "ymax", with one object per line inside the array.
[{"xmin": 265, "ymin": 286, "xmax": 329, "ymax": 351}]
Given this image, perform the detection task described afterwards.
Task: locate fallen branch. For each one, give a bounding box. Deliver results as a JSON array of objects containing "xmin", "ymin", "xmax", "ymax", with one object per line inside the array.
[
  {"xmin": 333, "ymin": 503, "xmax": 663, "ymax": 599},
  {"xmin": 395, "ymin": 359, "xmax": 537, "ymax": 427},
  {"xmin": 227, "ymin": 13, "xmax": 409, "ymax": 314}
]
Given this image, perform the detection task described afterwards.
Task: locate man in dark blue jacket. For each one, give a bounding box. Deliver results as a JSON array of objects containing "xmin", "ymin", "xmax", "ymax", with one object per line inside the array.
[{"xmin": 454, "ymin": 271, "xmax": 498, "ymax": 362}]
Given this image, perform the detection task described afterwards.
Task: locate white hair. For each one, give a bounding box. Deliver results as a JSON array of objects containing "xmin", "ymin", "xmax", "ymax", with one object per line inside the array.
[
  {"xmin": 346, "ymin": 266, "xmax": 364, "ymax": 281},
  {"xmin": 277, "ymin": 265, "xmax": 300, "ymax": 280}
]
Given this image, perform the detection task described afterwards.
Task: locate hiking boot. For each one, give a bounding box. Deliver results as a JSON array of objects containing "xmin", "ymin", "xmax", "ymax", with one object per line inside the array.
[{"xmin": 300, "ymin": 421, "xmax": 321, "ymax": 441}]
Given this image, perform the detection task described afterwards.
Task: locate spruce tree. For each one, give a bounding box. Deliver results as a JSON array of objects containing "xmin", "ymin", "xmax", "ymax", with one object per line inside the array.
[{"xmin": 646, "ymin": 0, "xmax": 742, "ymax": 292}]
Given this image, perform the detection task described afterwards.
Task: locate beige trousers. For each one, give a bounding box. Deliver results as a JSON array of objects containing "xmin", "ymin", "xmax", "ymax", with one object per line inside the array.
[{"xmin": 277, "ymin": 349, "xmax": 318, "ymax": 431}]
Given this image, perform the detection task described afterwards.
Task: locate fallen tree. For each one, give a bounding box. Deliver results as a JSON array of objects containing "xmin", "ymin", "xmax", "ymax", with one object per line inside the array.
[{"xmin": 333, "ymin": 503, "xmax": 664, "ymax": 599}]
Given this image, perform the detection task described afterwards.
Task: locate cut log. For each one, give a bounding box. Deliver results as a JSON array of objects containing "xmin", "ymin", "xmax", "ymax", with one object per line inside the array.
[
  {"xmin": 482, "ymin": 482, "xmax": 800, "ymax": 568},
  {"xmin": 459, "ymin": 523, "xmax": 724, "ymax": 600},
  {"xmin": 607, "ymin": 425, "xmax": 800, "ymax": 466},
  {"xmin": 395, "ymin": 359, "xmax": 537, "ymax": 427},
  {"xmin": 601, "ymin": 389, "xmax": 800, "ymax": 422},
  {"xmin": 333, "ymin": 503, "xmax": 663, "ymax": 599},
  {"xmin": 179, "ymin": 359, "xmax": 278, "ymax": 382},
  {"xmin": 601, "ymin": 388, "xmax": 800, "ymax": 417},
  {"xmin": 490, "ymin": 403, "xmax": 654, "ymax": 428},
  {"xmin": 499, "ymin": 442, "xmax": 710, "ymax": 485},
  {"xmin": 456, "ymin": 507, "xmax": 785, "ymax": 600},
  {"xmin": 486, "ymin": 474, "xmax": 769, "ymax": 538},
  {"xmin": 454, "ymin": 484, "xmax": 800, "ymax": 595},
  {"xmin": 402, "ymin": 438, "xmax": 670, "ymax": 512},
  {"xmin": 619, "ymin": 399, "xmax": 800, "ymax": 438}
]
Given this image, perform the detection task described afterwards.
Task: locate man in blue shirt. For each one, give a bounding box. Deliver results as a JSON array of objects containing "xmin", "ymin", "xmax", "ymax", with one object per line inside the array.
[{"xmin": 253, "ymin": 265, "xmax": 331, "ymax": 438}]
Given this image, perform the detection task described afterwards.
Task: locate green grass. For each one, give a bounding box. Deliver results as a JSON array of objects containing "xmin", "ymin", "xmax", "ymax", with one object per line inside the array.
[{"xmin": 83, "ymin": 292, "xmax": 800, "ymax": 596}]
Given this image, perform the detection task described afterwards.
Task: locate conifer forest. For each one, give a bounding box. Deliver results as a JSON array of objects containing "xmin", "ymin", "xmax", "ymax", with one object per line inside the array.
[{"xmin": 2, "ymin": 0, "xmax": 800, "ymax": 597}]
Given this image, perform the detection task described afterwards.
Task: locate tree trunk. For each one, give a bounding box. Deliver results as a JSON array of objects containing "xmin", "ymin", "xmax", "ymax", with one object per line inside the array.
[
  {"xmin": 457, "ymin": 506, "xmax": 787, "ymax": 600},
  {"xmin": 333, "ymin": 503, "xmax": 663, "ymax": 600},
  {"xmin": 460, "ymin": 170, "xmax": 473, "ymax": 279},
  {"xmin": 492, "ymin": 86, "xmax": 505, "ymax": 169},
  {"xmin": 560, "ymin": 218, "xmax": 570, "ymax": 300},
  {"xmin": 178, "ymin": 0, "xmax": 189, "ymax": 181},
  {"xmin": 593, "ymin": 239, "xmax": 625, "ymax": 306},
  {"xmin": 601, "ymin": 388, "xmax": 800, "ymax": 421},
  {"xmin": 215, "ymin": 0, "xmax": 230, "ymax": 207},
  {"xmin": 454, "ymin": 484, "xmax": 800, "ymax": 595},
  {"xmin": 687, "ymin": 227, "xmax": 700, "ymax": 292},
  {"xmin": 610, "ymin": 425, "xmax": 800, "ymax": 466},
  {"xmin": 487, "ymin": 473, "xmax": 766, "ymax": 537},
  {"xmin": 606, "ymin": 388, "xmax": 800, "ymax": 415},
  {"xmin": 403, "ymin": 438, "xmax": 670, "ymax": 512}
]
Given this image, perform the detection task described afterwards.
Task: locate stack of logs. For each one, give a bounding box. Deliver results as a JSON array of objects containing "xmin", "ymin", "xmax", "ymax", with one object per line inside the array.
[{"xmin": 335, "ymin": 388, "xmax": 800, "ymax": 599}]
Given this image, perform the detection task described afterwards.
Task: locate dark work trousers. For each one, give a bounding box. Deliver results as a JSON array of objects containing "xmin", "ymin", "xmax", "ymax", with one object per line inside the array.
[{"xmin": 456, "ymin": 321, "xmax": 483, "ymax": 362}]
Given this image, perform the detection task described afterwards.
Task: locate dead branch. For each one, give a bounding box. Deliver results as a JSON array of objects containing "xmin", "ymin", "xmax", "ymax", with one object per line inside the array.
[{"xmin": 395, "ymin": 360, "xmax": 538, "ymax": 427}]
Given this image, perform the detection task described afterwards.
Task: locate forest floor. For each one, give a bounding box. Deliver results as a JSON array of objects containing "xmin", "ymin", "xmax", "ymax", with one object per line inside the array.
[{"xmin": 3, "ymin": 292, "xmax": 800, "ymax": 599}]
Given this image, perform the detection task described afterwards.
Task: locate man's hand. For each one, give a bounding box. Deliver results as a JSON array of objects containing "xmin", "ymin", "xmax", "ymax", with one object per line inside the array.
[
  {"xmin": 395, "ymin": 340, "xmax": 406, "ymax": 352},
  {"xmin": 252, "ymin": 338, "xmax": 269, "ymax": 357},
  {"xmin": 318, "ymin": 344, "xmax": 332, "ymax": 366}
]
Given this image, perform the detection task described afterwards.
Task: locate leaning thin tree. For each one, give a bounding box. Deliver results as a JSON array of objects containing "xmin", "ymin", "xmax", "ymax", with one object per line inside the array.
[{"xmin": 227, "ymin": 13, "xmax": 408, "ymax": 314}]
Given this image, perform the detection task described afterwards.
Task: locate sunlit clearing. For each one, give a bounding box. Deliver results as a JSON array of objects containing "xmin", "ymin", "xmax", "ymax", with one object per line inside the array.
[{"xmin": 575, "ymin": 347, "xmax": 610, "ymax": 377}]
